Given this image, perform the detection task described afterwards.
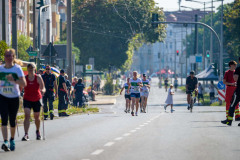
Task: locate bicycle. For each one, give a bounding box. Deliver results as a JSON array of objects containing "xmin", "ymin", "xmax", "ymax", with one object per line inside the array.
[{"xmin": 189, "ymin": 90, "xmax": 196, "ymax": 113}]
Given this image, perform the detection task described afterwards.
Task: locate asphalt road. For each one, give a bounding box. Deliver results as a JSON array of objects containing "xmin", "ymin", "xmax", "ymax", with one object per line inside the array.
[{"xmin": 0, "ymin": 78, "xmax": 239, "ymax": 160}]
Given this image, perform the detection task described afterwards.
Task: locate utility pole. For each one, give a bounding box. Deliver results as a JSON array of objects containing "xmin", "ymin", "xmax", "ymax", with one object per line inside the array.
[
  {"xmin": 33, "ymin": 0, "xmax": 36, "ymax": 50},
  {"xmin": 2, "ymin": 0, "xmax": 6, "ymax": 41},
  {"xmin": 210, "ymin": 0, "xmax": 213, "ymax": 64},
  {"xmin": 27, "ymin": 0, "xmax": 30, "ymax": 37},
  {"xmin": 67, "ymin": 0, "xmax": 73, "ymax": 82},
  {"xmin": 219, "ymin": 0, "xmax": 223, "ymax": 80},
  {"xmin": 203, "ymin": 2, "xmax": 206, "ymax": 70},
  {"xmin": 194, "ymin": 14, "xmax": 198, "ymax": 73},
  {"xmin": 12, "ymin": 0, "xmax": 18, "ymax": 57}
]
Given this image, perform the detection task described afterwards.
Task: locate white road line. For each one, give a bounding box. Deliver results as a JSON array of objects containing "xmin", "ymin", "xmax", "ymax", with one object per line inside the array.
[
  {"xmin": 114, "ymin": 137, "xmax": 123, "ymax": 141},
  {"xmin": 123, "ymin": 133, "xmax": 131, "ymax": 136},
  {"xmin": 144, "ymin": 123, "xmax": 148, "ymax": 125},
  {"xmin": 135, "ymin": 127, "xmax": 141, "ymax": 130},
  {"xmin": 104, "ymin": 142, "xmax": 115, "ymax": 147},
  {"xmin": 130, "ymin": 130, "xmax": 136, "ymax": 133},
  {"xmin": 147, "ymin": 121, "xmax": 151, "ymax": 123},
  {"xmin": 140, "ymin": 125, "xmax": 145, "ymax": 127},
  {"xmin": 91, "ymin": 149, "xmax": 104, "ymax": 155},
  {"xmin": 82, "ymin": 159, "xmax": 90, "ymax": 160}
]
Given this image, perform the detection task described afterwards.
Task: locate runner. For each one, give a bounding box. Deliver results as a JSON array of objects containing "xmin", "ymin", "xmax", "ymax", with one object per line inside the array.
[
  {"xmin": 164, "ymin": 78, "xmax": 169, "ymax": 92},
  {"xmin": 42, "ymin": 65, "xmax": 58, "ymax": 120},
  {"xmin": 164, "ymin": 84, "xmax": 175, "ymax": 113},
  {"xmin": 186, "ymin": 71, "xmax": 198, "ymax": 110},
  {"xmin": 127, "ymin": 71, "xmax": 142, "ymax": 116},
  {"xmin": 140, "ymin": 74, "xmax": 150, "ymax": 113},
  {"xmin": 221, "ymin": 60, "xmax": 240, "ymax": 125},
  {"xmin": 22, "ymin": 63, "xmax": 46, "ymax": 141},
  {"xmin": 120, "ymin": 77, "xmax": 131, "ymax": 113},
  {"xmin": 0, "ymin": 49, "xmax": 26, "ymax": 151}
]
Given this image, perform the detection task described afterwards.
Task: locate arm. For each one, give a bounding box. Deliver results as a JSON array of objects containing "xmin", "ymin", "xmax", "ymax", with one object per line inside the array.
[
  {"xmin": 54, "ymin": 80, "xmax": 58, "ymax": 96},
  {"xmin": 73, "ymin": 89, "xmax": 76, "ymax": 98},
  {"xmin": 234, "ymin": 74, "xmax": 239, "ymax": 82},
  {"xmin": 37, "ymin": 75, "xmax": 46, "ymax": 95},
  {"xmin": 138, "ymin": 82, "xmax": 143, "ymax": 87},
  {"xmin": 6, "ymin": 74, "xmax": 26, "ymax": 88},
  {"xmin": 63, "ymin": 83, "xmax": 68, "ymax": 94},
  {"xmin": 127, "ymin": 84, "xmax": 131, "ymax": 94},
  {"xmin": 120, "ymin": 87, "xmax": 124, "ymax": 95}
]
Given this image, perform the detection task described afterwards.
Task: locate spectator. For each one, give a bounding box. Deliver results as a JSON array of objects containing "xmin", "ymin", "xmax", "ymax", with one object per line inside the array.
[
  {"xmin": 72, "ymin": 77, "xmax": 78, "ymax": 87},
  {"xmin": 198, "ymin": 82, "xmax": 204, "ymax": 105},
  {"xmin": 209, "ymin": 81, "xmax": 216, "ymax": 104},
  {"xmin": 87, "ymin": 85, "xmax": 97, "ymax": 101},
  {"xmin": 96, "ymin": 76, "xmax": 101, "ymax": 91},
  {"xmin": 73, "ymin": 78, "xmax": 85, "ymax": 107}
]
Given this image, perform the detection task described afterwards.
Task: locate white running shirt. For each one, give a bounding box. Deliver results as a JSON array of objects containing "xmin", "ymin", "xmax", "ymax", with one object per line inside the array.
[
  {"xmin": 0, "ymin": 64, "xmax": 24, "ymax": 98},
  {"xmin": 130, "ymin": 78, "xmax": 142, "ymax": 93}
]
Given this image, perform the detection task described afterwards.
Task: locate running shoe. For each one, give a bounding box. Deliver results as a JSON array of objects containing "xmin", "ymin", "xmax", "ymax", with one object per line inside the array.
[
  {"xmin": 124, "ymin": 110, "xmax": 127, "ymax": 113},
  {"xmin": 187, "ymin": 105, "xmax": 190, "ymax": 110},
  {"xmin": 171, "ymin": 109, "xmax": 174, "ymax": 113},
  {"xmin": 1, "ymin": 141, "xmax": 10, "ymax": 152},
  {"xmin": 164, "ymin": 105, "xmax": 167, "ymax": 111},
  {"xmin": 131, "ymin": 111, "xmax": 134, "ymax": 116},
  {"xmin": 135, "ymin": 112, "xmax": 138, "ymax": 116},
  {"xmin": 9, "ymin": 139, "xmax": 15, "ymax": 151},
  {"xmin": 22, "ymin": 134, "xmax": 29, "ymax": 141},
  {"xmin": 36, "ymin": 131, "xmax": 42, "ymax": 140},
  {"xmin": 127, "ymin": 110, "xmax": 130, "ymax": 113},
  {"xmin": 140, "ymin": 109, "xmax": 143, "ymax": 113}
]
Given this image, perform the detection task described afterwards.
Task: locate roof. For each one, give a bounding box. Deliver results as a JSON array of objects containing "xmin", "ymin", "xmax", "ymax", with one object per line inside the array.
[
  {"xmin": 196, "ymin": 65, "xmax": 219, "ymax": 81},
  {"xmin": 41, "ymin": 44, "xmax": 67, "ymax": 59}
]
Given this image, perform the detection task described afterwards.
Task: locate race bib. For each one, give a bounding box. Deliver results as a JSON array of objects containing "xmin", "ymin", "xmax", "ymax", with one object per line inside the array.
[{"xmin": 1, "ymin": 86, "xmax": 14, "ymax": 94}]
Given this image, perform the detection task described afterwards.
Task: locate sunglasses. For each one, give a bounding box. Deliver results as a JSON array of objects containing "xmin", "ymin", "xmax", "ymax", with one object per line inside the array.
[{"xmin": 46, "ymin": 68, "xmax": 50, "ymax": 70}]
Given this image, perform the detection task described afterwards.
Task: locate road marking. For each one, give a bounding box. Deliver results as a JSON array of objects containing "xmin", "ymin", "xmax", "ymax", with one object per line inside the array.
[
  {"xmin": 82, "ymin": 159, "xmax": 90, "ymax": 160},
  {"xmin": 130, "ymin": 130, "xmax": 136, "ymax": 133},
  {"xmin": 140, "ymin": 125, "xmax": 145, "ymax": 127},
  {"xmin": 104, "ymin": 142, "xmax": 115, "ymax": 147},
  {"xmin": 144, "ymin": 123, "xmax": 148, "ymax": 125},
  {"xmin": 147, "ymin": 121, "xmax": 151, "ymax": 123},
  {"xmin": 115, "ymin": 137, "xmax": 123, "ymax": 141},
  {"xmin": 91, "ymin": 149, "xmax": 104, "ymax": 155},
  {"xmin": 135, "ymin": 127, "xmax": 141, "ymax": 130},
  {"xmin": 123, "ymin": 133, "xmax": 131, "ymax": 136}
]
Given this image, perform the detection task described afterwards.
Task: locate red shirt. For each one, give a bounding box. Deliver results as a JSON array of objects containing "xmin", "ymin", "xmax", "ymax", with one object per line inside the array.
[
  {"xmin": 24, "ymin": 74, "xmax": 42, "ymax": 102},
  {"xmin": 224, "ymin": 70, "xmax": 235, "ymax": 83}
]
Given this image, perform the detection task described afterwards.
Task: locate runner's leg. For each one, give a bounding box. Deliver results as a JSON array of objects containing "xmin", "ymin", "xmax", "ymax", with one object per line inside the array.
[
  {"xmin": 131, "ymin": 97, "xmax": 136, "ymax": 112},
  {"xmin": 136, "ymin": 98, "xmax": 140, "ymax": 113},
  {"xmin": 23, "ymin": 108, "xmax": 31, "ymax": 134}
]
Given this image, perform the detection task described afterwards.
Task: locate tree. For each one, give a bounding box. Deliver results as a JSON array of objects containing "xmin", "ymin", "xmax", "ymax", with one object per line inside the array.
[
  {"xmin": 14, "ymin": 33, "xmax": 32, "ymax": 61},
  {"xmin": 54, "ymin": 41, "xmax": 81, "ymax": 63},
  {"xmin": 72, "ymin": 0, "xmax": 166, "ymax": 71},
  {"xmin": 224, "ymin": 1, "xmax": 240, "ymax": 59},
  {"xmin": 0, "ymin": 40, "xmax": 8, "ymax": 62}
]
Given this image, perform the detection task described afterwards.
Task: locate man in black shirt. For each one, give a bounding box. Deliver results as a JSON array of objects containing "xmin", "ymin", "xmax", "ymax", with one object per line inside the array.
[
  {"xmin": 223, "ymin": 57, "xmax": 240, "ymax": 126},
  {"xmin": 186, "ymin": 71, "xmax": 198, "ymax": 110},
  {"xmin": 41, "ymin": 65, "xmax": 58, "ymax": 120},
  {"xmin": 73, "ymin": 78, "xmax": 85, "ymax": 107},
  {"xmin": 58, "ymin": 70, "xmax": 68, "ymax": 117}
]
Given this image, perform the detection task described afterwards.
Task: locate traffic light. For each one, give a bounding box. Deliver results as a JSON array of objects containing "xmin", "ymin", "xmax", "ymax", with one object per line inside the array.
[
  {"xmin": 206, "ymin": 50, "xmax": 210, "ymax": 58},
  {"xmin": 176, "ymin": 50, "xmax": 179, "ymax": 56},
  {"xmin": 152, "ymin": 13, "xmax": 159, "ymax": 29},
  {"xmin": 36, "ymin": 0, "xmax": 44, "ymax": 10}
]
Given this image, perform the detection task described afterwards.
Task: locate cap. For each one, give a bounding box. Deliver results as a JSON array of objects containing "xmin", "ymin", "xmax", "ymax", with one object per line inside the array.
[
  {"xmin": 190, "ymin": 71, "xmax": 195, "ymax": 75},
  {"xmin": 143, "ymin": 74, "xmax": 146, "ymax": 77},
  {"xmin": 60, "ymin": 69, "xmax": 65, "ymax": 73}
]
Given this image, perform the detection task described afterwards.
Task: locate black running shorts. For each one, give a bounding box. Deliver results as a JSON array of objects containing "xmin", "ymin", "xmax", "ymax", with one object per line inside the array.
[
  {"xmin": 125, "ymin": 94, "xmax": 131, "ymax": 100},
  {"xmin": 23, "ymin": 99, "xmax": 42, "ymax": 112}
]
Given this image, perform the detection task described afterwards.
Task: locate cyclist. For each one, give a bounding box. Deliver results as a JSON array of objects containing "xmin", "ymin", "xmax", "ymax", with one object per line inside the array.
[
  {"xmin": 140, "ymin": 74, "xmax": 150, "ymax": 113},
  {"xmin": 186, "ymin": 71, "xmax": 198, "ymax": 110},
  {"xmin": 127, "ymin": 71, "xmax": 142, "ymax": 116},
  {"xmin": 120, "ymin": 77, "xmax": 131, "ymax": 113}
]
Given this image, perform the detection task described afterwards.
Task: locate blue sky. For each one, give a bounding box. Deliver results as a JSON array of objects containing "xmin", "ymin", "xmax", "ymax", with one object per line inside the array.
[{"xmin": 155, "ymin": 0, "xmax": 235, "ymax": 11}]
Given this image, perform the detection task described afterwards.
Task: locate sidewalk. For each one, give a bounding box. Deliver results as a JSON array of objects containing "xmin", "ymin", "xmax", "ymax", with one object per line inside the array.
[{"xmin": 89, "ymin": 95, "xmax": 117, "ymax": 105}]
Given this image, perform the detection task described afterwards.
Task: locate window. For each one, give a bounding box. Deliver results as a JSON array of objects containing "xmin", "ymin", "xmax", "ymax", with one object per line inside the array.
[
  {"xmin": 170, "ymin": 30, "xmax": 172, "ymax": 36},
  {"xmin": 170, "ymin": 42, "xmax": 173, "ymax": 49}
]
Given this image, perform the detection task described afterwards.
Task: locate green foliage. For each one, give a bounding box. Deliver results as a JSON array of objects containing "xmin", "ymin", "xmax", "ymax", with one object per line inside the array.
[
  {"xmin": 185, "ymin": 2, "xmax": 240, "ymax": 62},
  {"xmin": 0, "ymin": 40, "xmax": 8, "ymax": 61},
  {"xmin": 54, "ymin": 41, "xmax": 81, "ymax": 63},
  {"xmin": 72, "ymin": 0, "xmax": 166, "ymax": 71},
  {"xmin": 104, "ymin": 74, "xmax": 114, "ymax": 95},
  {"xmin": 15, "ymin": 33, "xmax": 32, "ymax": 61}
]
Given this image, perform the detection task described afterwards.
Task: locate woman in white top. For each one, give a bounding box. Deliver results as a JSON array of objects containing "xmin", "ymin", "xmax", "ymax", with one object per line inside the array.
[
  {"xmin": 0, "ymin": 49, "xmax": 26, "ymax": 152},
  {"xmin": 164, "ymin": 84, "xmax": 175, "ymax": 113}
]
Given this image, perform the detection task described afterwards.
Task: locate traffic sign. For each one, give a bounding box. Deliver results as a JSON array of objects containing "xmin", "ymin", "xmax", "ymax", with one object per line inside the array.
[
  {"xmin": 217, "ymin": 81, "xmax": 225, "ymax": 90},
  {"xmin": 196, "ymin": 56, "xmax": 202, "ymax": 63},
  {"xmin": 190, "ymin": 56, "xmax": 196, "ymax": 63},
  {"xmin": 28, "ymin": 51, "xmax": 38, "ymax": 56},
  {"xmin": 86, "ymin": 64, "xmax": 93, "ymax": 71},
  {"xmin": 218, "ymin": 89, "xmax": 225, "ymax": 101}
]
